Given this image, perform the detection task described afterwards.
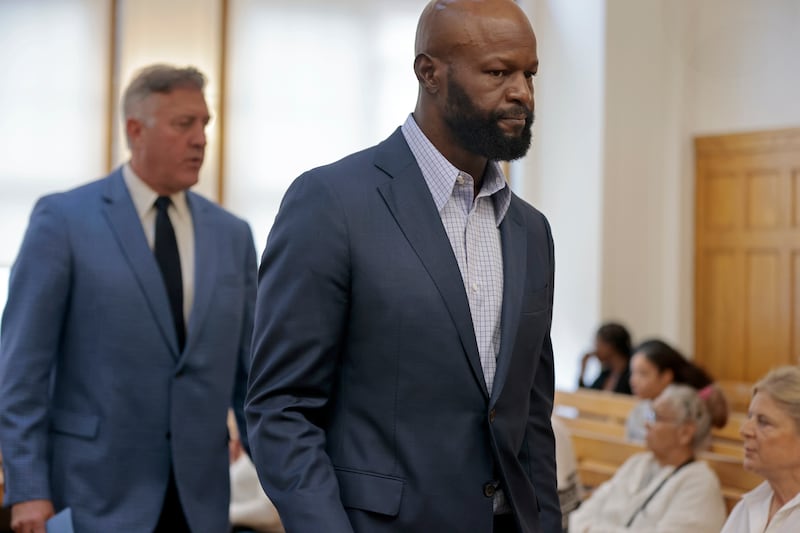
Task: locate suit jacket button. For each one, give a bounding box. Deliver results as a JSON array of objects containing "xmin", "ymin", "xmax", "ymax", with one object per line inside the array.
[
  {"xmin": 483, "ymin": 482, "xmax": 496, "ymax": 498},
  {"xmin": 489, "ymin": 409, "xmax": 496, "ymax": 423}
]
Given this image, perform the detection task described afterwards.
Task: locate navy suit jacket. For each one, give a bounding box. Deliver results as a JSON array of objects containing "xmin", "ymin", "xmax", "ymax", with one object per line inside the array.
[
  {"xmin": 0, "ymin": 169, "xmax": 256, "ymax": 532},
  {"xmin": 247, "ymin": 129, "xmax": 560, "ymax": 532}
]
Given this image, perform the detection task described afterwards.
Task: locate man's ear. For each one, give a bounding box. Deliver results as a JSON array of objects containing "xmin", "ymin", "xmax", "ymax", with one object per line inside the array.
[
  {"xmin": 414, "ymin": 53, "xmax": 441, "ymax": 94},
  {"xmin": 126, "ymin": 117, "xmax": 143, "ymax": 148}
]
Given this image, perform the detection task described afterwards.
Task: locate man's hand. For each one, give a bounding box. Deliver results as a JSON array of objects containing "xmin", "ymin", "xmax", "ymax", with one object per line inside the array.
[{"xmin": 11, "ymin": 499, "xmax": 54, "ymax": 533}]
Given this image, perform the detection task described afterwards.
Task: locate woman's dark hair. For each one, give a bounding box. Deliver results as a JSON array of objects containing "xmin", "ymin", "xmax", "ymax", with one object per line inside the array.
[
  {"xmin": 633, "ymin": 339, "xmax": 690, "ymax": 381},
  {"xmin": 596, "ymin": 322, "xmax": 633, "ymax": 360},
  {"xmin": 634, "ymin": 338, "xmax": 728, "ymax": 427}
]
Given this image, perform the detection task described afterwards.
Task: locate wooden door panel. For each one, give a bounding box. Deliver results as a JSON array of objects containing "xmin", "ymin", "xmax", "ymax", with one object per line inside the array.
[
  {"xmin": 695, "ymin": 128, "xmax": 800, "ymax": 383},
  {"xmin": 793, "ymin": 168, "xmax": 800, "ymax": 227},
  {"xmin": 746, "ymin": 170, "xmax": 781, "ymax": 229},
  {"xmin": 793, "ymin": 252, "xmax": 800, "ymax": 365},
  {"xmin": 705, "ymin": 172, "xmax": 742, "ymax": 231},
  {"xmin": 703, "ymin": 250, "xmax": 745, "ymax": 379},
  {"xmin": 745, "ymin": 251, "xmax": 783, "ymax": 379}
]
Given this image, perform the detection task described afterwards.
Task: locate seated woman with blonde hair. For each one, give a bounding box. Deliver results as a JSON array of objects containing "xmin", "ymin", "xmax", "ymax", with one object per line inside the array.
[
  {"xmin": 721, "ymin": 366, "xmax": 800, "ymax": 533},
  {"xmin": 569, "ymin": 384, "xmax": 726, "ymax": 533}
]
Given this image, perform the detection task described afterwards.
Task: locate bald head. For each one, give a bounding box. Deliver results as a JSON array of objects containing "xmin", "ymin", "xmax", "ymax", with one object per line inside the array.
[
  {"xmin": 411, "ymin": 0, "xmax": 538, "ymax": 171},
  {"xmin": 415, "ymin": 0, "xmax": 535, "ymax": 60}
]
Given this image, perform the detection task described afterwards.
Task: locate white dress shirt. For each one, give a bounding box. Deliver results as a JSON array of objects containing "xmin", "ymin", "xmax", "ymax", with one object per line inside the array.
[
  {"xmin": 122, "ymin": 163, "xmax": 195, "ymax": 324},
  {"xmin": 721, "ymin": 481, "xmax": 800, "ymax": 533}
]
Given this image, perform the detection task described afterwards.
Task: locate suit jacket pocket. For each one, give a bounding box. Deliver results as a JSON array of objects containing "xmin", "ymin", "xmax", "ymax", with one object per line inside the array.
[
  {"xmin": 50, "ymin": 409, "xmax": 99, "ymax": 439},
  {"xmin": 335, "ymin": 467, "xmax": 404, "ymax": 517}
]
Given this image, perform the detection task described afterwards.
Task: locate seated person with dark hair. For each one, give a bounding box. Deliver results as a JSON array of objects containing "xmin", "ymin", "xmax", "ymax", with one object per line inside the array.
[{"xmin": 578, "ymin": 322, "xmax": 633, "ymax": 395}]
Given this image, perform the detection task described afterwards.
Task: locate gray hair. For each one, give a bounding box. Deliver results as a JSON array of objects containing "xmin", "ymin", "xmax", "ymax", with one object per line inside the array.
[
  {"xmin": 656, "ymin": 384, "xmax": 712, "ymax": 452},
  {"xmin": 753, "ymin": 366, "xmax": 800, "ymax": 434},
  {"xmin": 122, "ymin": 64, "xmax": 206, "ymax": 121}
]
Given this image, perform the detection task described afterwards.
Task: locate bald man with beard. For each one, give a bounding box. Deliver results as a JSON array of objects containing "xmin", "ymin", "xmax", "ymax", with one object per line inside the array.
[{"xmin": 246, "ymin": 1, "xmax": 559, "ymax": 531}]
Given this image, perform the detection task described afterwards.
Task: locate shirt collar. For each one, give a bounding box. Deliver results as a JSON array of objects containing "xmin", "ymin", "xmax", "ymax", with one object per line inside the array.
[
  {"xmin": 400, "ymin": 114, "xmax": 511, "ymax": 226},
  {"xmin": 122, "ymin": 163, "xmax": 190, "ymax": 222},
  {"xmin": 743, "ymin": 481, "xmax": 800, "ymax": 511}
]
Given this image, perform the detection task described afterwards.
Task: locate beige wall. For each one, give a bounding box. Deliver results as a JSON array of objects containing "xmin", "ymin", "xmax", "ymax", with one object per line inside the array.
[
  {"xmin": 113, "ymin": 0, "xmax": 223, "ymax": 201},
  {"xmin": 522, "ymin": 0, "xmax": 800, "ymax": 386}
]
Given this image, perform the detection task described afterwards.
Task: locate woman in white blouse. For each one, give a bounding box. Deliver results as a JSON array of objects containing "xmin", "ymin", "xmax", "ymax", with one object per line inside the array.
[
  {"xmin": 569, "ymin": 384, "xmax": 726, "ymax": 533},
  {"xmin": 721, "ymin": 366, "xmax": 800, "ymax": 533}
]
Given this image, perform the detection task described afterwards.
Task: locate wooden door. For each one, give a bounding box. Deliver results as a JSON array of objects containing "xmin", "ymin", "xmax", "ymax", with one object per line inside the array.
[{"xmin": 695, "ymin": 128, "xmax": 800, "ymax": 382}]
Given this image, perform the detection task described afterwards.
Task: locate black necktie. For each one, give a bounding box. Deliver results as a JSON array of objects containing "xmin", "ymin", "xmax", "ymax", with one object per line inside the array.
[{"xmin": 154, "ymin": 196, "xmax": 186, "ymax": 352}]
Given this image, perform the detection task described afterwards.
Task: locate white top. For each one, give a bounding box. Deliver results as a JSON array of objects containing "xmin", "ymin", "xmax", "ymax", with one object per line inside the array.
[
  {"xmin": 552, "ymin": 416, "xmax": 583, "ymax": 532},
  {"xmin": 721, "ymin": 481, "xmax": 800, "ymax": 533},
  {"xmin": 230, "ymin": 453, "xmax": 284, "ymax": 532},
  {"xmin": 568, "ymin": 451, "xmax": 726, "ymax": 533},
  {"xmin": 123, "ymin": 163, "xmax": 195, "ymax": 323}
]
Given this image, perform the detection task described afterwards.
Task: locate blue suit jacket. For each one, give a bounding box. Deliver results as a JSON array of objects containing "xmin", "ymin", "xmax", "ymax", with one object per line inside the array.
[
  {"xmin": 0, "ymin": 169, "xmax": 256, "ymax": 532},
  {"xmin": 247, "ymin": 129, "xmax": 560, "ymax": 532}
]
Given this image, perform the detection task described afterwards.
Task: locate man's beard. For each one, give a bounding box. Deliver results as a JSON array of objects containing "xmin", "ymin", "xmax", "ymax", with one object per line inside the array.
[{"xmin": 443, "ymin": 76, "xmax": 534, "ymax": 162}]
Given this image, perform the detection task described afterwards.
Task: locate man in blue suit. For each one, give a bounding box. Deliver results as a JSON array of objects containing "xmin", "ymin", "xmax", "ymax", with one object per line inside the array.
[
  {"xmin": 0, "ymin": 65, "xmax": 256, "ymax": 532},
  {"xmin": 246, "ymin": 1, "xmax": 559, "ymax": 531}
]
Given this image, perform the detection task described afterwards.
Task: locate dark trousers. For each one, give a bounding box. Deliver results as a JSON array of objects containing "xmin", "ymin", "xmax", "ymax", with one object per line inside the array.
[
  {"xmin": 153, "ymin": 470, "xmax": 191, "ymax": 533},
  {"xmin": 493, "ymin": 513, "xmax": 518, "ymax": 533}
]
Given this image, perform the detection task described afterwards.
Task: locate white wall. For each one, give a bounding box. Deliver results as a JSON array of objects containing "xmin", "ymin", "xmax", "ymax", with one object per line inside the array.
[
  {"xmin": 687, "ymin": 0, "xmax": 800, "ymax": 134},
  {"xmin": 520, "ymin": 0, "xmax": 607, "ymax": 389},
  {"xmin": 114, "ymin": 0, "xmax": 224, "ymax": 201},
  {"xmin": 600, "ymin": 0, "xmax": 689, "ymax": 346},
  {"xmin": 0, "ymin": 0, "xmax": 110, "ymax": 338}
]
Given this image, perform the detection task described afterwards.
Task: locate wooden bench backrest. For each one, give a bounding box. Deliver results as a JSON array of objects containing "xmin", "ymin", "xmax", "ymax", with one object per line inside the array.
[
  {"xmin": 717, "ymin": 380, "xmax": 754, "ymax": 413},
  {"xmin": 556, "ymin": 388, "xmax": 747, "ymax": 445},
  {"xmin": 712, "ymin": 411, "xmax": 747, "ymax": 443},
  {"xmin": 700, "ymin": 452, "xmax": 761, "ymax": 492},
  {"xmin": 554, "ymin": 389, "xmax": 637, "ymax": 424},
  {"xmin": 569, "ymin": 429, "xmax": 644, "ymax": 466},
  {"xmin": 557, "ymin": 414, "xmax": 627, "ymax": 438}
]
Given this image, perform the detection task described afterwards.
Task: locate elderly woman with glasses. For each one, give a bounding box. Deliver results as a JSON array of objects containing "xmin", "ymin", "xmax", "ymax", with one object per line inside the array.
[
  {"xmin": 721, "ymin": 366, "xmax": 800, "ymax": 533},
  {"xmin": 569, "ymin": 384, "xmax": 726, "ymax": 533}
]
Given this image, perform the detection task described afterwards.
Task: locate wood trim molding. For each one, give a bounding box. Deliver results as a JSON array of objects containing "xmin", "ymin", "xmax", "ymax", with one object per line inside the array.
[
  {"xmin": 216, "ymin": 0, "xmax": 229, "ymax": 205},
  {"xmin": 696, "ymin": 127, "xmax": 800, "ymax": 157},
  {"xmin": 105, "ymin": 0, "xmax": 119, "ymax": 173}
]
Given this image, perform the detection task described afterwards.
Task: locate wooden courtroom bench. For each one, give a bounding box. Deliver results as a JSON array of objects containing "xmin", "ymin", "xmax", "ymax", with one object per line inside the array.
[
  {"xmin": 555, "ymin": 388, "xmax": 746, "ymax": 458},
  {"xmin": 554, "ymin": 389, "xmax": 637, "ymax": 424},
  {"xmin": 712, "ymin": 411, "xmax": 747, "ymax": 444},
  {"xmin": 569, "ymin": 428, "xmax": 643, "ymax": 487},
  {"xmin": 566, "ymin": 428, "xmax": 758, "ymax": 513},
  {"xmin": 717, "ymin": 380, "xmax": 754, "ymax": 413},
  {"xmin": 557, "ymin": 414, "xmax": 627, "ymax": 439}
]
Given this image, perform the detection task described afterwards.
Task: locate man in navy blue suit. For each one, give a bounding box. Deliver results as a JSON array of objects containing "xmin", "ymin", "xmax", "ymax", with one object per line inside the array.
[
  {"xmin": 246, "ymin": 1, "xmax": 559, "ymax": 531},
  {"xmin": 0, "ymin": 65, "xmax": 256, "ymax": 533}
]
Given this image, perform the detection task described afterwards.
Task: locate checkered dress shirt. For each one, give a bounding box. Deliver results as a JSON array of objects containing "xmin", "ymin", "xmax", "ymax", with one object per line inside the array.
[{"xmin": 401, "ymin": 114, "xmax": 510, "ymax": 395}]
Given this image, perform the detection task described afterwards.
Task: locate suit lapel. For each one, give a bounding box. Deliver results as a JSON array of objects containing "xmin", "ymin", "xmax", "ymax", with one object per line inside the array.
[
  {"xmin": 102, "ymin": 171, "xmax": 180, "ymax": 358},
  {"xmin": 183, "ymin": 194, "xmax": 217, "ymax": 361},
  {"xmin": 490, "ymin": 199, "xmax": 527, "ymax": 406},
  {"xmin": 374, "ymin": 131, "xmax": 488, "ymax": 397}
]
